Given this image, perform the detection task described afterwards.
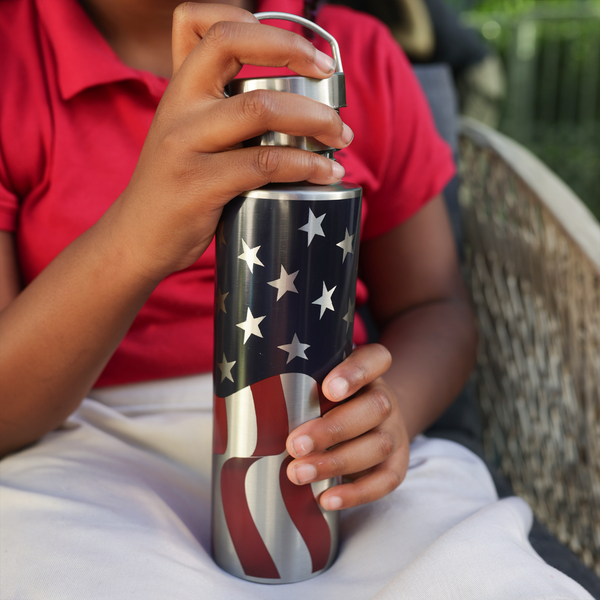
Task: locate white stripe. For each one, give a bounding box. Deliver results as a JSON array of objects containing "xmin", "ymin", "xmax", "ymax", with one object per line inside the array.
[
  {"xmin": 280, "ymin": 373, "xmax": 322, "ymax": 432},
  {"xmin": 245, "ymin": 453, "xmax": 313, "ymax": 582},
  {"xmin": 311, "ymin": 478, "xmax": 340, "ymax": 570},
  {"xmin": 225, "ymin": 386, "xmax": 257, "ymax": 457}
]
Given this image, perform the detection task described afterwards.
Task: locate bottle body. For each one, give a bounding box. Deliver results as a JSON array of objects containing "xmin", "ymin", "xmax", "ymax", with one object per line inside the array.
[{"xmin": 212, "ymin": 182, "xmax": 362, "ymax": 583}]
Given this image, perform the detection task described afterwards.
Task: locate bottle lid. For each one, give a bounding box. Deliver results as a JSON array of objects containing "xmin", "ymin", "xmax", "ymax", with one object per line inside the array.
[{"xmin": 226, "ymin": 12, "xmax": 346, "ymax": 155}]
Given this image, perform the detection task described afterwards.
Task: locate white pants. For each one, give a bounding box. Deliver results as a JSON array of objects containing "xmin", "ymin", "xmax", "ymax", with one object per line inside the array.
[{"xmin": 0, "ymin": 375, "xmax": 592, "ymax": 599}]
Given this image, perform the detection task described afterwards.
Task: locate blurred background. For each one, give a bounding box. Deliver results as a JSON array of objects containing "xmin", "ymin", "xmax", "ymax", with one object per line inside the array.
[
  {"xmin": 333, "ymin": 0, "xmax": 600, "ymax": 219},
  {"xmin": 457, "ymin": 0, "xmax": 600, "ymax": 219}
]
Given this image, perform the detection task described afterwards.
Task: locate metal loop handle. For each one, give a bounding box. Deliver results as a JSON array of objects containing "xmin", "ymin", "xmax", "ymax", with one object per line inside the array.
[{"xmin": 254, "ymin": 12, "xmax": 343, "ymax": 73}]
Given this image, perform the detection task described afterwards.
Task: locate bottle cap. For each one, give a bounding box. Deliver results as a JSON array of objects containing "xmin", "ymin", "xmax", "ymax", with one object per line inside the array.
[{"xmin": 226, "ymin": 12, "xmax": 346, "ymax": 156}]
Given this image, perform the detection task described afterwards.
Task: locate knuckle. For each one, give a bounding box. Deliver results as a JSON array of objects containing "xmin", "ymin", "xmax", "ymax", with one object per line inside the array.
[
  {"xmin": 325, "ymin": 107, "xmax": 340, "ymax": 134},
  {"xmin": 153, "ymin": 128, "xmax": 198, "ymax": 181},
  {"xmin": 255, "ymin": 147, "xmax": 282, "ymax": 178},
  {"xmin": 158, "ymin": 128, "xmax": 188, "ymax": 159},
  {"xmin": 240, "ymin": 89, "xmax": 276, "ymax": 123},
  {"xmin": 374, "ymin": 430, "xmax": 395, "ymax": 459},
  {"xmin": 355, "ymin": 483, "xmax": 375, "ymax": 507},
  {"xmin": 173, "ymin": 2, "xmax": 195, "ymax": 24},
  {"xmin": 309, "ymin": 152, "xmax": 327, "ymax": 172},
  {"xmin": 324, "ymin": 418, "xmax": 346, "ymax": 445},
  {"xmin": 310, "ymin": 154, "xmax": 331, "ymax": 178},
  {"xmin": 313, "ymin": 108, "xmax": 340, "ymax": 140},
  {"xmin": 328, "ymin": 453, "xmax": 348, "ymax": 475},
  {"xmin": 369, "ymin": 390, "xmax": 392, "ymax": 421},
  {"xmin": 383, "ymin": 468, "xmax": 403, "ymax": 494},
  {"xmin": 203, "ymin": 21, "xmax": 235, "ymax": 49},
  {"xmin": 290, "ymin": 34, "xmax": 315, "ymax": 64},
  {"xmin": 349, "ymin": 362, "xmax": 370, "ymax": 388}
]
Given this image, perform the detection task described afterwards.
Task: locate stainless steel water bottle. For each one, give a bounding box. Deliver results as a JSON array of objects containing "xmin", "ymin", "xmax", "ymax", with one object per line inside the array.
[{"xmin": 212, "ymin": 12, "xmax": 362, "ymax": 584}]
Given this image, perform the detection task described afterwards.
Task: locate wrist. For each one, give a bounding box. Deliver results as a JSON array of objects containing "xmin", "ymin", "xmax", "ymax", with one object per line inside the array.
[
  {"xmin": 101, "ymin": 188, "xmax": 218, "ymax": 283},
  {"xmin": 87, "ymin": 205, "xmax": 166, "ymax": 296}
]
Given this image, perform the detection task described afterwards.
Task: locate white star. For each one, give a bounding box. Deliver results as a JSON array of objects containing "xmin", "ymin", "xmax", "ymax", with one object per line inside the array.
[
  {"xmin": 217, "ymin": 353, "xmax": 236, "ymax": 383},
  {"xmin": 336, "ymin": 228, "xmax": 355, "ymax": 263},
  {"xmin": 312, "ymin": 282, "xmax": 337, "ymax": 319},
  {"xmin": 216, "ymin": 288, "xmax": 229, "ymax": 314},
  {"xmin": 236, "ymin": 308, "xmax": 266, "ymax": 344},
  {"xmin": 298, "ymin": 209, "xmax": 326, "ymax": 246},
  {"xmin": 278, "ymin": 334, "xmax": 310, "ymax": 364},
  {"xmin": 268, "ymin": 266, "xmax": 299, "ymax": 301},
  {"xmin": 238, "ymin": 239, "xmax": 264, "ymax": 273},
  {"xmin": 343, "ymin": 299, "xmax": 355, "ymax": 332}
]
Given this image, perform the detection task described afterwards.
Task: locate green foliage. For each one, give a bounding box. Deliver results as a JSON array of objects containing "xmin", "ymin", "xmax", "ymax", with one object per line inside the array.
[
  {"xmin": 529, "ymin": 129, "xmax": 600, "ymax": 220},
  {"xmin": 459, "ymin": 2, "xmax": 600, "ymax": 218},
  {"xmin": 451, "ymin": 0, "xmax": 600, "ymax": 16},
  {"xmin": 479, "ymin": 0, "xmax": 598, "ymax": 14}
]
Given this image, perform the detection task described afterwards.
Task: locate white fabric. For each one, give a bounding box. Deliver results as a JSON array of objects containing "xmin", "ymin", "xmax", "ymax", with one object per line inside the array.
[{"xmin": 0, "ymin": 375, "xmax": 592, "ymax": 600}]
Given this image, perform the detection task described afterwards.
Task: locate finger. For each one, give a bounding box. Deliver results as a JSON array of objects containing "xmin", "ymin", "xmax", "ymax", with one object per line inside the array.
[
  {"xmin": 184, "ymin": 91, "xmax": 352, "ymax": 153},
  {"xmin": 172, "ymin": 20, "xmax": 336, "ymax": 99},
  {"xmin": 287, "ymin": 426, "xmax": 399, "ymax": 486},
  {"xmin": 322, "ymin": 344, "xmax": 392, "ymax": 402},
  {"xmin": 182, "ymin": 146, "xmax": 345, "ymax": 211},
  {"xmin": 287, "ymin": 383, "xmax": 392, "ymax": 458},
  {"xmin": 172, "ymin": 2, "xmax": 258, "ymax": 76},
  {"xmin": 319, "ymin": 450, "xmax": 409, "ymax": 511}
]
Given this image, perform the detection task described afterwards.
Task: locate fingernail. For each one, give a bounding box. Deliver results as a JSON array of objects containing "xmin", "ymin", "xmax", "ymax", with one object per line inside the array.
[
  {"xmin": 315, "ymin": 50, "xmax": 336, "ymax": 74},
  {"xmin": 322, "ymin": 496, "xmax": 343, "ymax": 511},
  {"xmin": 341, "ymin": 123, "xmax": 354, "ymax": 146},
  {"xmin": 328, "ymin": 376, "xmax": 349, "ymax": 400},
  {"xmin": 291, "ymin": 435, "xmax": 314, "ymax": 458},
  {"xmin": 294, "ymin": 463, "xmax": 317, "ymax": 484},
  {"xmin": 331, "ymin": 161, "xmax": 345, "ymax": 181}
]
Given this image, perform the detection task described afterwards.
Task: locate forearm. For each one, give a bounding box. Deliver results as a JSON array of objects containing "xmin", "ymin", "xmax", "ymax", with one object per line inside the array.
[
  {"xmin": 0, "ymin": 212, "xmax": 159, "ymax": 456},
  {"xmin": 378, "ymin": 297, "xmax": 477, "ymax": 440}
]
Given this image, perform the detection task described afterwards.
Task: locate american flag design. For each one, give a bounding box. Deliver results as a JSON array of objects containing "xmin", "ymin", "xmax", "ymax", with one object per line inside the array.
[{"xmin": 212, "ymin": 184, "xmax": 362, "ymax": 583}]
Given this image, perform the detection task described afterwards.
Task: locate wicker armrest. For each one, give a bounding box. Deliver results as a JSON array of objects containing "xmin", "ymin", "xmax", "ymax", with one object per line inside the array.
[{"xmin": 458, "ymin": 117, "xmax": 600, "ymax": 575}]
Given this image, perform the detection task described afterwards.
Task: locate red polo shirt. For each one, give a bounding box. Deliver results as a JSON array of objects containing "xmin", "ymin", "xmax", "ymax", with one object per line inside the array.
[{"xmin": 0, "ymin": 0, "xmax": 454, "ymax": 386}]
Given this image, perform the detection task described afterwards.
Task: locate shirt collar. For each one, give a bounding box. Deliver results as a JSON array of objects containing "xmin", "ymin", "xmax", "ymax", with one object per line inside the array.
[
  {"xmin": 37, "ymin": 0, "xmax": 309, "ymax": 101},
  {"xmin": 37, "ymin": 0, "xmax": 166, "ymax": 100}
]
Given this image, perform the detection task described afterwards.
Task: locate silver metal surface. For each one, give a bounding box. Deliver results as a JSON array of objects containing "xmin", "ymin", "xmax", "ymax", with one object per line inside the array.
[
  {"xmin": 227, "ymin": 73, "xmax": 346, "ymax": 110},
  {"xmin": 241, "ymin": 131, "xmax": 332, "ymax": 153},
  {"xmin": 280, "ymin": 372, "xmax": 320, "ymax": 430},
  {"xmin": 241, "ymin": 182, "xmax": 361, "ymax": 201}
]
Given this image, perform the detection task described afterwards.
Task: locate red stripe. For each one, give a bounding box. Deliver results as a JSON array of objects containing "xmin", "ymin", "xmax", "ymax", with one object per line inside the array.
[
  {"xmin": 220, "ymin": 457, "xmax": 280, "ymax": 579},
  {"xmin": 279, "ymin": 455, "xmax": 331, "ymax": 573},
  {"xmin": 213, "ymin": 394, "xmax": 227, "ymax": 454},
  {"xmin": 250, "ymin": 376, "xmax": 289, "ymax": 456},
  {"xmin": 317, "ymin": 384, "xmax": 337, "ymax": 416}
]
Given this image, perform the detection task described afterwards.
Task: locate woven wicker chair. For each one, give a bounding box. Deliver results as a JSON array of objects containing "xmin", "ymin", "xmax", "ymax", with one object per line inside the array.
[{"xmin": 458, "ymin": 117, "xmax": 600, "ymax": 576}]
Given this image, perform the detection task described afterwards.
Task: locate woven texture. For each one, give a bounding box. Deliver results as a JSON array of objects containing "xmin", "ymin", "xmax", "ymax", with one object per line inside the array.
[{"xmin": 459, "ymin": 124, "xmax": 600, "ymax": 575}]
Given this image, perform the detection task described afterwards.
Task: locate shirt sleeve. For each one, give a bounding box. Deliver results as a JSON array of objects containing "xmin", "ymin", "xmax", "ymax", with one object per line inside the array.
[
  {"xmin": 0, "ymin": 147, "xmax": 19, "ymax": 232},
  {"xmin": 355, "ymin": 22, "xmax": 456, "ymax": 241}
]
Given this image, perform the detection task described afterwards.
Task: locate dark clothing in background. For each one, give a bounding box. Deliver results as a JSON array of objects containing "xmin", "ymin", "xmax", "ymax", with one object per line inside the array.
[{"xmin": 419, "ymin": 0, "xmax": 487, "ymax": 72}]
